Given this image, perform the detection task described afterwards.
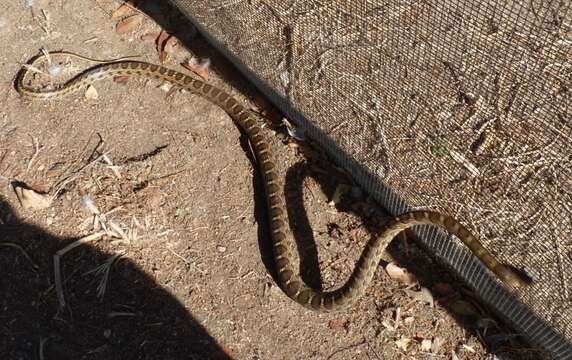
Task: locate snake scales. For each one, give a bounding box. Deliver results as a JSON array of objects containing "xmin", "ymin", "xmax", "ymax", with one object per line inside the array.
[{"xmin": 15, "ymin": 51, "xmax": 526, "ymax": 312}]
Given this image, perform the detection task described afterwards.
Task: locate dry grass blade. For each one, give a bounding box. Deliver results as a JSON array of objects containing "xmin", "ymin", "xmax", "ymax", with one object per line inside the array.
[
  {"xmin": 84, "ymin": 252, "xmax": 123, "ymax": 299},
  {"xmin": 111, "ymin": 1, "xmax": 136, "ymax": 20},
  {"xmin": 0, "ymin": 242, "xmax": 39, "ymax": 270},
  {"xmin": 53, "ymin": 231, "xmax": 105, "ymax": 309}
]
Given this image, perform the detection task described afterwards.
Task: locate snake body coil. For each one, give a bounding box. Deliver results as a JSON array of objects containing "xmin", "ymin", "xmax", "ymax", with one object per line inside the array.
[{"xmin": 16, "ymin": 52, "xmax": 525, "ymax": 312}]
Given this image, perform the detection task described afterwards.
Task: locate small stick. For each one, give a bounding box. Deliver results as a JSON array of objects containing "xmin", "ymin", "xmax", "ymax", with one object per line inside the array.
[{"xmin": 26, "ymin": 135, "xmax": 43, "ymax": 173}]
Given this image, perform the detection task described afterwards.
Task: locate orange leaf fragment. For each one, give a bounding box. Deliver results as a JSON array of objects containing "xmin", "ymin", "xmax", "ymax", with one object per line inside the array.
[
  {"xmin": 111, "ymin": 1, "xmax": 136, "ymax": 20},
  {"xmin": 164, "ymin": 36, "xmax": 179, "ymax": 55},
  {"xmin": 115, "ymin": 14, "xmax": 143, "ymax": 34},
  {"xmin": 140, "ymin": 32, "xmax": 159, "ymax": 42},
  {"xmin": 113, "ymin": 75, "xmax": 131, "ymax": 84},
  {"xmin": 182, "ymin": 57, "xmax": 210, "ymax": 80}
]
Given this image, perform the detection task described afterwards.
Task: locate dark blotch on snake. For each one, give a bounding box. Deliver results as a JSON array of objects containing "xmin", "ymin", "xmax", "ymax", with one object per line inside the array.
[
  {"xmin": 273, "ymin": 231, "xmax": 286, "ymax": 243},
  {"xmin": 273, "ymin": 243, "xmax": 287, "ymax": 254},
  {"xmin": 310, "ymin": 295, "xmax": 322, "ymax": 309},
  {"xmin": 284, "ymin": 280, "xmax": 301, "ymax": 297},
  {"xmin": 275, "ymin": 257, "xmax": 290, "ymax": 270},
  {"xmin": 192, "ymin": 81, "xmax": 201, "ymax": 90},
  {"xmin": 271, "ymin": 219, "xmax": 285, "ymax": 230},
  {"xmin": 267, "ymin": 195, "xmax": 281, "ymax": 207},
  {"xmin": 111, "ymin": 63, "xmax": 120, "ymax": 69},
  {"xmin": 150, "ymin": 64, "xmax": 158, "ymax": 72},
  {"xmin": 121, "ymin": 63, "xmax": 129, "ymax": 69},
  {"xmin": 267, "ymin": 183, "xmax": 280, "ymax": 194},
  {"xmin": 129, "ymin": 62, "xmax": 138, "ymax": 69},
  {"xmin": 429, "ymin": 212, "xmax": 441, "ymax": 223},
  {"xmin": 210, "ymin": 87, "xmax": 221, "ymax": 97},
  {"xmin": 167, "ymin": 69, "xmax": 175, "ymax": 77},
  {"xmin": 251, "ymin": 134, "xmax": 263, "ymax": 143},
  {"xmin": 183, "ymin": 76, "xmax": 192, "ymax": 84},
  {"xmin": 256, "ymin": 141, "xmax": 269, "ymax": 151},
  {"xmin": 226, "ymin": 98, "xmax": 238, "ymax": 109},
  {"xmin": 261, "ymin": 161, "xmax": 275, "ymax": 172},
  {"xmin": 323, "ymin": 297, "xmax": 334, "ymax": 310},
  {"xmin": 139, "ymin": 63, "xmax": 149, "ymax": 70},
  {"xmin": 297, "ymin": 290, "xmax": 311, "ymax": 304},
  {"xmin": 202, "ymin": 83, "xmax": 212, "ymax": 94},
  {"xmin": 244, "ymin": 118, "xmax": 255, "ymax": 128},
  {"xmin": 218, "ymin": 92, "xmax": 229, "ymax": 102},
  {"xmin": 271, "ymin": 207, "xmax": 284, "ymax": 218},
  {"xmin": 174, "ymin": 73, "xmax": 183, "ymax": 81},
  {"xmin": 237, "ymin": 112, "xmax": 249, "ymax": 122},
  {"xmin": 232, "ymin": 104, "xmax": 244, "ymax": 116},
  {"xmin": 159, "ymin": 67, "xmax": 167, "ymax": 75},
  {"xmin": 258, "ymin": 152, "xmax": 271, "ymax": 162}
]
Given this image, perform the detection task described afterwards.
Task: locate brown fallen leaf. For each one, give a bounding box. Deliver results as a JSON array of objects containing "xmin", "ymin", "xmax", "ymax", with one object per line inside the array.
[
  {"xmin": 164, "ymin": 36, "xmax": 179, "ymax": 55},
  {"xmin": 140, "ymin": 31, "xmax": 159, "ymax": 42},
  {"xmin": 111, "ymin": 1, "xmax": 136, "ymax": 20},
  {"xmin": 115, "ymin": 14, "xmax": 143, "ymax": 34},
  {"xmin": 113, "ymin": 75, "xmax": 131, "ymax": 84},
  {"xmin": 182, "ymin": 57, "xmax": 210, "ymax": 80},
  {"xmin": 385, "ymin": 262, "xmax": 416, "ymax": 285},
  {"xmin": 12, "ymin": 183, "xmax": 52, "ymax": 210},
  {"xmin": 328, "ymin": 319, "xmax": 347, "ymax": 331},
  {"xmin": 156, "ymin": 30, "xmax": 171, "ymax": 63}
]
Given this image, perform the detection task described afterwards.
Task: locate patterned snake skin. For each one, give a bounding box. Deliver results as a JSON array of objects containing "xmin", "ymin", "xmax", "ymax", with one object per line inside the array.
[{"xmin": 15, "ymin": 51, "xmax": 526, "ymax": 312}]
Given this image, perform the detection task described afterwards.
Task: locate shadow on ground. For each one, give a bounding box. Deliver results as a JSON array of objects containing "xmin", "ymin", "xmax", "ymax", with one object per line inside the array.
[{"xmin": 0, "ymin": 197, "xmax": 232, "ymax": 360}]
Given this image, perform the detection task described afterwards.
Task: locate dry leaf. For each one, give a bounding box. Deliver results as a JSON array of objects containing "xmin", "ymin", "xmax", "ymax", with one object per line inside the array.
[
  {"xmin": 85, "ymin": 84, "xmax": 99, "ymax": 100},
  {"xmin": 111, "ymin": 1, "xmax": 135, "ymax": 20},
  {"xmin": 156, "ymin": 30, "xmax": 171, "ymax": 63},
  {"xmin": 182, "ymin": 57, "xmax": 210, "ymax": 80},
  {"xmin": 403, "ymin": 287, "xmax": 434, "ymax": 307},
  {"xmin": 385, "ymin": 262, "xmax": 416, "ymax": 284},
  {"xmin": 113, "ymin": 75, "xmax": 131, "ymax": 84},
  {"xmin": 421, "ymin": 339, "xmax": 432, "ymax": 352},
  {"xmin": 12, "ymin": 184, "xmax": 52, "ymax": 210},
  {"xmin": 140, "ymin": 31, "xmax": 159, "ymax": 42},
  {"xmin": 395, "ymin": 337, "xmax": 412, "ymax": 351},
  {"xmin": 164, "ymin": 36, "xmax": 179, "ymax": 55},
  {"xmin": 328, "ymin": 319, "xmax": 347, "ymax": 330},
  {"xmin": 115, "ymin": 14, "xmax": 143, "ymax": 34}
]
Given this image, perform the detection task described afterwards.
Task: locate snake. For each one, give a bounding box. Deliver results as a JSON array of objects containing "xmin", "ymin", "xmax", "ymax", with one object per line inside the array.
[{"xmin": 15, "ymin": 51, "xmax": 526, "ymax": 312}]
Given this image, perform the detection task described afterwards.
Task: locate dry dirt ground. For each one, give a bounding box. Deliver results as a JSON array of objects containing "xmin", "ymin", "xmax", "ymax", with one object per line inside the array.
[{"xmin": 0, "ymin": 1, "xmax": 542, "ymax": 359}]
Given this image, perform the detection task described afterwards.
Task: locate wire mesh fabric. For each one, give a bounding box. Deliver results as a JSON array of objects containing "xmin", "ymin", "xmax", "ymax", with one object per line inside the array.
[{"xmin": 168, "ymin": 0, "xmax": 572, "ymax": 357}]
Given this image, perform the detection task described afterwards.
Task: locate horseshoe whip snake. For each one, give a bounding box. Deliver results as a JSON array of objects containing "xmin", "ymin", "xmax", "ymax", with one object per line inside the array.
[{"xmin": 15, "ymin": 51, "xmax": 526, "ymax": 312}]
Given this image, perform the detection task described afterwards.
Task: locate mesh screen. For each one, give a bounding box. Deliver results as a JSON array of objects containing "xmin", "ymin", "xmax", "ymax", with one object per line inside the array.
[{"xmin": 168, "ymin": 0, "xmax": 572, "ymax": 357}]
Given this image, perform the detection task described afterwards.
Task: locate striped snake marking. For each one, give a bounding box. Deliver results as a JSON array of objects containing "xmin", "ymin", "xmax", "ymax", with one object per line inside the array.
[{"xmin": 15, "ymin": 51, "xmax": 526, "ymax": 312}]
